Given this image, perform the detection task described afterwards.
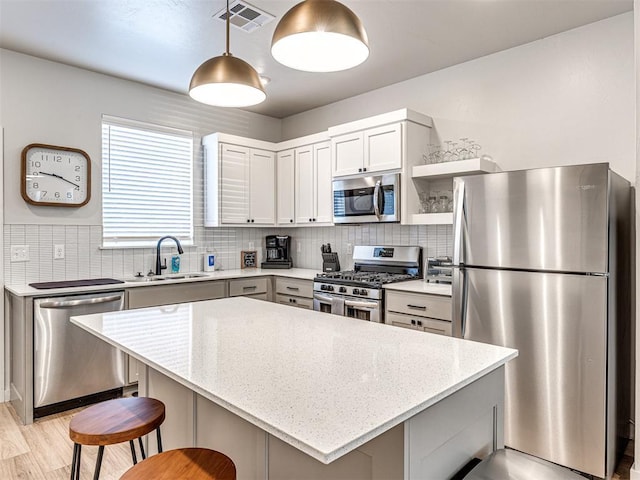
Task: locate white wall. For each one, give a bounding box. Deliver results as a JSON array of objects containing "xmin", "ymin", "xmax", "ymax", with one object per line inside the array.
[
  {"xmin": 282, "ymin": 13, "xmax": 636, "ymax": 182},
  {"xmin": 0, "ymin": 49, "xmax": 282, "ymax": 226}
]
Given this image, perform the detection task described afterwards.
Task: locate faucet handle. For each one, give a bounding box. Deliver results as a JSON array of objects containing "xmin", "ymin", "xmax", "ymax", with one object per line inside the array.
[{"xmin": 147, "ymin": 269, "xmax": 155, "ymax": 276}]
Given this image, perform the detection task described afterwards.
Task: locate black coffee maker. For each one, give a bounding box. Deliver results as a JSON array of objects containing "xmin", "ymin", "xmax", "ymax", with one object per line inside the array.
[{"xmin": 261, "ymin": 235, "xmax": 293, "ymax": 269}]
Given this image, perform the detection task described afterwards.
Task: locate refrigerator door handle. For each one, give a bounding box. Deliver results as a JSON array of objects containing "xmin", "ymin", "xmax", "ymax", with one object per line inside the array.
[
  {"xmin": 452, "ymin": 178, "xmax": 465, "ymax": 266},
  {"xmin": 452, "ymin": 266, "xmax": 468, "ymax": 338}
]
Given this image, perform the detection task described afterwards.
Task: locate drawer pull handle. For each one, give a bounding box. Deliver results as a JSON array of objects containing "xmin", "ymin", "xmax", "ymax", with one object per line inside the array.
[
  {"xmin": 286, "ymin": 286, "xmax": 299, "ymax": 291},
  {"xmin": 243, "ymin": 285, "xmax": 257, "ymax": 290},
  {"xmin": 407, "ymin": 304, "xmax": 427, "ymax": 310}
]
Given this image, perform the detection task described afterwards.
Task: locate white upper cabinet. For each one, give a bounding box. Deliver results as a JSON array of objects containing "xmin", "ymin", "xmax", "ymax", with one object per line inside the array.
[
  {"xmin": 276, "ymin": 149, "xmax": 295, "ymax": 225},
  {"xmin": 203, "ymin": 133, "xmax": 275, "ymax": 227},
  {"xmin": 295, "ymin": 141, "xmax": 333, "ymax": 225},
  {"xmin": 332, "ymin": 132, "xmax": 364, "ymax": 176},
  {"xmin": 329, "ymin": 109, "xmax": 431, "ymax": 178},
  {"xmin": 248, "ymin": 149, "xmax": 275, "ymax": 225},
  {"xmin": 364, "ymin": 123, "xmax": 403, "ymax": 173}
]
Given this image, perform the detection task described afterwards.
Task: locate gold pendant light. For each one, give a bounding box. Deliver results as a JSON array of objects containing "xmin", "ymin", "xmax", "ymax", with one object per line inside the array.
[
  {"xmin": 271, "ymin": 0, "xmax": 369, "ymax": 72},
  {"xmin": 189, "ymin": 0, "xmax": 266, "ymax": 107}
]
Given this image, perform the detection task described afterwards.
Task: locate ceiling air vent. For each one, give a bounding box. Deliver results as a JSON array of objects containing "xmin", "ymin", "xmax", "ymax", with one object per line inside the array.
[{"xmin": 214, "ymin": 1, "xmax": 275, "ymax": 33}]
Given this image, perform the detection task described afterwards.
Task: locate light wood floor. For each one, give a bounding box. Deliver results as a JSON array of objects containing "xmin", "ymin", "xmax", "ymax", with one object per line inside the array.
[
  {"xmin": 0, "ymin": 401, "xmax": 635, "ymax": 479},
  {"xmin": 0, "ymin": 402, "xmax": 133, "ymax": 479}
]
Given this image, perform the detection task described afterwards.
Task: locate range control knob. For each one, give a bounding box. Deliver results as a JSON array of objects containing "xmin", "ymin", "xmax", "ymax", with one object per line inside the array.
[
  {"xmin": 353, "ymin": 288, "xmax": 360, "ymax": 295},
  {"xmin": 320, "ymin": 285, "xmax": 327, "ymax": 291},
  {"xmin": 339, "ymin": 286, "xmax": 347, "ymax": 293},
  {"xmin": 327, "ymin": 285, "xmax": 334, "ymax": 291},
  {"xmin": 360, "ymin": 289, "xmax": 368, "ymax": 296}
]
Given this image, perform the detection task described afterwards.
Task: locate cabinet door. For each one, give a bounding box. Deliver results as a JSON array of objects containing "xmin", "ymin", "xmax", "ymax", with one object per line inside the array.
[
  {"xmin": 249, "ymin": 149, "xmax": 275, "ymax": 225},
  {"xmin": 364, "ymin": 123, "xmax": 402, "ymax": 173},
  {"xmin": 295, "ymin": 145, "xmax": 315, "ymax": 224},
  {"xmin": 220, "ymin": 144, "xmax": 250, "ymax": 224},
  {"xmin": 332, "ymin": 132, "xmax": 363, "ymax": 177},
  {"xmin": 314, "ymin": 142, "xmax": 333, "ymax": 224},
  {"xmin": 276, "ymin": 150, "xmax": 295, "ymax": 225}
]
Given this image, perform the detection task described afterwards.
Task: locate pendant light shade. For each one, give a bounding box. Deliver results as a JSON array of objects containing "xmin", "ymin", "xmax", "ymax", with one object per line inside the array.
[
  {"xmin": 189, "ymin": 1, "xmax": 266, "ymax": 107},
  {"xmin": 271, "ymin": 0, "xmax": 369, "ymax": 72}
]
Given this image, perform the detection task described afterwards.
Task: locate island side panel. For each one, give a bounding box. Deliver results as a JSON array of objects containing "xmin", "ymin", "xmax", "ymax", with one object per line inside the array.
[
  {"xmin": 196, "ymin": 394, "xmax": 267, "ymax": 480},
  {"xmin": 404, "ymin": 366, "xmax": 505, "ymax": 479},
  {"xmin": 267, "ymin": 424, "xmax": 404, "ymax": 480},
  {"xmin": 139, "ymin": 365, "xmax": 196, "ymax": 453}
]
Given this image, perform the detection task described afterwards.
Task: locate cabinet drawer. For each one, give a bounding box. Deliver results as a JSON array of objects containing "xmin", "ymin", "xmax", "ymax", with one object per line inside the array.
[
  {"xmin": 275, "ymin": 278, "xmax": 313, "ymax": 298},
  {"xmin": 386, "ymin": 290, "xmax": 451, "ymax": 321},
  {"xmin": 386, "ymin": 312, "xmax": 452, "ymax": 336},
  {"xmin": 245, "ymin": 292, "xmax": 269, "ymax": 301},
  {"xmin": 276, "ymin": 294, "xmax": 313, "ymax": 310},
  {"xmin": 128, "ymin": 281, "xmax": 226, "ymax": 309},
  {"xmin": 229, "ymin": 277, "xmax": 269, "ymax": 296}
]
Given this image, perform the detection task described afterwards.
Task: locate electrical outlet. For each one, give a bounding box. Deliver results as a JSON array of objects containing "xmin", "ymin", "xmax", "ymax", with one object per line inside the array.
[
  {"xmin": 347, "ymin": 243, "xmax": 353, "ymax": 254},
  {"xmin": 11, "ymin": 245, "xmax": 29, "ymax": 262},
  {"xmin": 54, "ymin": 244, "xmax": 65, "ymax": 259},
  {"xmin": 248, "ymin": 241, "xmax": 255, "ymax": 250}
]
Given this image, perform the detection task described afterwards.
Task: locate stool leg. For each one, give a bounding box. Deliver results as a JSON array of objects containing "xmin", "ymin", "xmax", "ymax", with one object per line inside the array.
[
  {"xmin": 138, "ymin": 437, "xmax": 146, "ymax": 460},
  {"xmin": 93, "ymin": 445, "xmax": 104, "ymax": 480},
  {"xmin": 70, "ymin": 443, "xmax": 80, "ymax": 480},
  {"xmin": 129, "ymin": 440, "xmax": 138, "ymax": 464},
  {"xmin": 156, "ymin": 427, "xmax": 163, "ymax": 453}
]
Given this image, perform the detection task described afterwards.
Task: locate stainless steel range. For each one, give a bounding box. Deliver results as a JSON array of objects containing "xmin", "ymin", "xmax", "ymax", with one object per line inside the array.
[{"xmin": 313, "ymin": 245, "xmax": 422, "ymax": 322}]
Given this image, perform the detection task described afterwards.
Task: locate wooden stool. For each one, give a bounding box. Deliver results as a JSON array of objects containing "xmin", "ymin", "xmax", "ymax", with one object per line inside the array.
[
  {"xmin": 69, "ymin": 397, "xmax": 165, "ymax": 480},
  {"xmin": 120, "ymin": 448, "xmax": 236, "ymax": 480}
]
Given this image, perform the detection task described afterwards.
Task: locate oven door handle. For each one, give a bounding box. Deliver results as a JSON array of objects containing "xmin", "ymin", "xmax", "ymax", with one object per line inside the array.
[
  {"xmin": 313, "ymin": 293, "xmax": 334, "ymax": 303},
  {"xmin": 345, "ymin": 299, "xmax": 379, "ymax": 310}
]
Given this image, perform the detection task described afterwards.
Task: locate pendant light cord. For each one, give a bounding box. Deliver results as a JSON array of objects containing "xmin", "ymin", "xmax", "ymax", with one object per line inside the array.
[{"xmin": 225, "ymin": 0, "xmax": 230, "ymax": 56}]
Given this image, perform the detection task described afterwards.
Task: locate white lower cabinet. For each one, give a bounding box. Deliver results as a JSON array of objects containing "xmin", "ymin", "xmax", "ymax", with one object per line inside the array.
[
  {"xmin": 275, "ymin": 277, "xmax": 313, "ymax": 310},
  {"xmin": 385, "ymin": 290, "xmax": 452, "ymax": 335}
]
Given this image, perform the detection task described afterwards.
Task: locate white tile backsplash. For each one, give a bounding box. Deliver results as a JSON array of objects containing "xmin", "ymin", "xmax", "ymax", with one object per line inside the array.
[{"xmin": 3, "ymin": 223, "xmax": 452, "ymax": 284}]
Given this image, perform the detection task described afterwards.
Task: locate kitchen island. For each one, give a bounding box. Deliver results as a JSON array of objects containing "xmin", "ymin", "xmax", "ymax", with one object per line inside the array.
[{"xmin": 71, "ymin": 297, "xmax": 516, "ymax": 480}]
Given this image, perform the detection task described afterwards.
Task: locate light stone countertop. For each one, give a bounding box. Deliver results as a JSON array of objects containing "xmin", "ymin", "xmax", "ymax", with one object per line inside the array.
[
  {"xmin": 5, "ymin": 269, "xmax": 453, "ymax": 297},
  {"xmin": 71, "ymin": 297, "xmax": 516, "ymax": 464},
  {"xmin": 4, "ymin": 268, "xmax": 319, "ymax": 297},
  {"xmin": 383, "ymin": 280, "xmax": 452, "ymax": 296}
]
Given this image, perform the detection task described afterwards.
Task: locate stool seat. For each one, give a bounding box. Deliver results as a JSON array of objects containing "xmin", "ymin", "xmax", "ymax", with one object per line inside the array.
[
  {"xmin": 120, "ymin": 448, "xmax": 236, "ymax": 480},
  {"xmin": 70, "ymin": 397, "xmax": 165, "ymax": 446}
]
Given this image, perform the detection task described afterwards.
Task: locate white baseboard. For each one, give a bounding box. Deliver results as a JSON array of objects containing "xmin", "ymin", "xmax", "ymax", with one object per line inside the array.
[{"xmin": 3, "ymin": 389, "xmax": 9, "ymax": 403}]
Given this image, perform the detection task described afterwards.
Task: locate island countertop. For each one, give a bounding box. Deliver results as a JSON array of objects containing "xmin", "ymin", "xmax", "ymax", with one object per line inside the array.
[{"xmin": 71, "ymin": 297, "xmax": 516, "ymax": 464}]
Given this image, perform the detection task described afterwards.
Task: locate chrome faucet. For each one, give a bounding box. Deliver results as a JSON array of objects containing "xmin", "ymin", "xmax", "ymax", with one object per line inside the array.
[{"xmin": 155, "ymin": 236, "xmax": 184, "ymax": 275}]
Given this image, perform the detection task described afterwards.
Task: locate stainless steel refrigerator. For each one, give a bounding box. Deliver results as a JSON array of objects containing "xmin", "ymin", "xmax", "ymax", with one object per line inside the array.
[{"xmin": 452, "ymin": 163, "xmax": 632, "ymax": 479}]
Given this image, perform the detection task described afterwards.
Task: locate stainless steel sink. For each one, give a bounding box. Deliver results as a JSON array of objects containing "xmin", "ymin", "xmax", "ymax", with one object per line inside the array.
[{"xmin": 127, "ymin": 273, "xmax": 210, "ymax": 282}]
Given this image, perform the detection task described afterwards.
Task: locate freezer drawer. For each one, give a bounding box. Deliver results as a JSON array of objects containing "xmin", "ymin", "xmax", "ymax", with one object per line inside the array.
[{"xmin": 457, "ymin": 268, "xmax": 607, "ymax": 477}]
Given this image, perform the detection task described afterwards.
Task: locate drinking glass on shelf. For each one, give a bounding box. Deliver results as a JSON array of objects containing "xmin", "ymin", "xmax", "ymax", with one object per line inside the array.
[
  {"xmin": 419, "ymin": 192, "xmax": 430, "ymax": 213},
  {"xmin": 429, "ymin": 193, "xmax": 441, "ymax": 213},
  {"xmin": 439, "ymin": 194, "xmax": 449, "ymax": 213}
]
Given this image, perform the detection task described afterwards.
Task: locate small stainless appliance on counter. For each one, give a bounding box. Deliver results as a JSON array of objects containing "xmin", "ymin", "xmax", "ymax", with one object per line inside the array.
[
  {"xmin": 333, "ymin": 174, "xmax": 400, "ymax": 224},
  {"xmin": 261, "ymin": 235, "xmax": 292, "ymax": 269},
  {"xmin": 313, "ymin": 245, "xmax": 422, "ymax": 322},
  {"xmin": 425, "ymin": 257, "xmax": 452, "ymax": 284},
  {"xmin": 33, "ymin": 291, "xmax": 126, "ymax": 418}
]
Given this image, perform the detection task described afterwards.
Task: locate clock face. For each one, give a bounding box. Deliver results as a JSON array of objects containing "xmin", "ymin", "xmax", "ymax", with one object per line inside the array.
[{"xmin": 21, "ymin": 144, "xmax": 91, "ymax": 207}]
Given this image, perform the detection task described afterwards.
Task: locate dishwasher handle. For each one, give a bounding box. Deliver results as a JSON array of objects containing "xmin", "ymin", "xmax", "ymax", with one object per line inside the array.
[{"xmin": 39, "ymin": 294, "xmax": 123, "ymax": 309}]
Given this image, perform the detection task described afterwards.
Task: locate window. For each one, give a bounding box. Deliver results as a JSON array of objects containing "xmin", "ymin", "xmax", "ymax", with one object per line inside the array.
[{"xmin": 101, "ymin": 116, "xmax": 194, "ymax": 247}]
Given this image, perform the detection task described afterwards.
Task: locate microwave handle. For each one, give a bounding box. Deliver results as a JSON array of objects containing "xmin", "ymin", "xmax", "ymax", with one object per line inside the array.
[{"xmin": 373, "ymin": 180, "xmax": 382, "ymax": 219}]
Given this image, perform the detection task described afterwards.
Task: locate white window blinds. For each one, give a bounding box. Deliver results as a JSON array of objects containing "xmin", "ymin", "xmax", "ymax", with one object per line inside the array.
[{"xmin": 102, "ymin": 116, "xmax": 194, "ymax": 247}]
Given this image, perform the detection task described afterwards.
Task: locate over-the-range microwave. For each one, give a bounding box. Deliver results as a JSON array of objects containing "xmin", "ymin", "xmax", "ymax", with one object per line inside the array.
[{"xmin": 333, "ymin": 173, "xmax": 400, "ymax": 224}]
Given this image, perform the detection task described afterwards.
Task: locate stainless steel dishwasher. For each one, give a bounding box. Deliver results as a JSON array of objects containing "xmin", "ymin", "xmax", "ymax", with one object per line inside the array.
[{"xmin": 33, "ymin": 291, "xmax": 126, "ymax": 417}]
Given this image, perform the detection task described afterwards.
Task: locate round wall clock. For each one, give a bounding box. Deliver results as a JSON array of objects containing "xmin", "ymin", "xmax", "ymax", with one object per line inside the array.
[{"xmin": 21, "ymin": 143, "xmax": 91, "ymax": 207}]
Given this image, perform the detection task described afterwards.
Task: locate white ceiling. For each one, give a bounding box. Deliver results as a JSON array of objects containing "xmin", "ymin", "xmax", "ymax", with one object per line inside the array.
[{"xmin": 0, "ymin": 0, "xmax": 632, "ymax": 119}]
